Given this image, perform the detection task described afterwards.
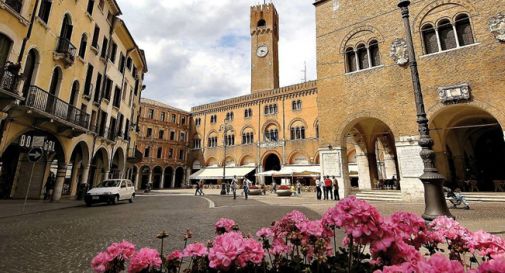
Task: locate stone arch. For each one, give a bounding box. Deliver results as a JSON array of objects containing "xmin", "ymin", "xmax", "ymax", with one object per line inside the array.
[
  {"xmin": 339, "ymin": 25, "xmax": 385, "ymax": 53},
  {"xmin": 224, "ymin": 156, "xmax": 236, "ymax": 167},
  {"xmin": 111, "ymin": 147, "xmax": 126, "ymax": 179},
  {"xmin": 261, "ymin": 151, "xmax": 283, "ymax": 167},
  {"xmin": 240, "ymin": 125, "xmax": 256, "ymax": 135},
  {"xmin": 335, "ymin": 111, "xmax": 399, "ymax": 146},
  {"xmin": 206, "ymin": 157, "xmax": 219, "ymax": 167},
  {"xmin": 175, "ymin": 167, "xmax": 184, "ymax": 188},
  {"xmin": 240, "ymin": 155, "xmax": 255, "ymax": 166},
  {"xmin": 288, "ymin": 151, "xmax": 310, "ymax": 165},
  {"xmin": 428, "ymin": 104, "xmax": 505, "ymax": 191},
  {"xmin": 152, "ymin": 166, "xmax": 163, "ymax": 189},
  {"xmin": 67, "ymin": 141, "xmax": 90, "ymax": 196},
  {"xmin": 261, "ymin": 119, "xmax": 281, "ymax": 133},
  {"xmin": 413, "ymin": 0, "xmax": 477, "ymax": 32},
  {"xmin": 90, "ymin": 147, "xmax": 110, "ymax": 187},
  {"xmin": 288, "ymin": 118, "xmax": 308, "ymax": 129},
  {"xmin": 164, "ymin": 166, "xmax": 174, "ymax": 188},
  {"xmin": 313, "ymin": 152, "xmax": 320, "ymax": 164}
]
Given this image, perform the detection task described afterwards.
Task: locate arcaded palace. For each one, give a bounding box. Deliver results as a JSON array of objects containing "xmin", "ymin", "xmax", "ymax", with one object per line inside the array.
[{"xmin": 0, "ymin": 0, "xmax": 146, "ymax": 200}]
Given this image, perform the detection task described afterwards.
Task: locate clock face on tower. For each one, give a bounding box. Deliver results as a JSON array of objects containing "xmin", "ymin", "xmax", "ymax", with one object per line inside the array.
[{"xmin": 256, "ymin": 45, "xmax": 269, "ymax": 57}]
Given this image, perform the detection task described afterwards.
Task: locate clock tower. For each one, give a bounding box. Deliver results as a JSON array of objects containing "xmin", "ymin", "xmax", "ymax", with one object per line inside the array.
[{"xmin": 250, "ymin": 3, "xmax": 279, "ymax": 93}]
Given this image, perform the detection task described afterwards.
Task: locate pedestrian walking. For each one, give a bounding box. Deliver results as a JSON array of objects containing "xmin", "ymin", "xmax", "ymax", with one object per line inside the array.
[
  {"xmin": 332, "ymin": 176, "xmax": 340, "ymax": 201},
  {"xmin": 194, "ymin": 181, "xmax": 200, "ymax": 196},
  {"xmin": 44, "ymin": 172, "xmax": 55, "ymax": 201},
  {"xmin": 198, "ymin": 180, "xmax": 205, "ymax": 196},
  {"xmin": 272, "ymin": 181, "xmax": 277, "ymax": 193},
  {"xmin": 296, "ymin": 179, "xmax": 302, "ymax": 196},
  {"xmin": 226, "ymin": 182, "xmax": 230, "ymax": 194},
  {"xmin": 324, "ymin": 176, "xmax": 332, "ymax": 200},
  {"xmin": 315, "ymin": 178, "xmax": 322, "ymax": 200},
  {"xmin": 231, "ymin": 176, "xmax": 238, "ymax": 199},
  {"xmin": 243, "ymin": 178, "xmax": 250, "ymax": 200}
]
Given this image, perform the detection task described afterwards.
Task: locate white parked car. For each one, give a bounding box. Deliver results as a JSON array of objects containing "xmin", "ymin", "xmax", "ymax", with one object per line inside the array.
[{"xmin": 85, "ymin": 179, "xmax": 135, "ymax": 206}]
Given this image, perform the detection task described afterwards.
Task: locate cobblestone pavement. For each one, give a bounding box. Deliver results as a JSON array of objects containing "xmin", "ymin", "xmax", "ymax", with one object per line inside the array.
[
  {"xmin": 0, "ymin": 194, "xmax": 322, "ymax": 273},
  {"xmin": 1, "ymin": 191, "xmax": 503, "ymax": 273}
]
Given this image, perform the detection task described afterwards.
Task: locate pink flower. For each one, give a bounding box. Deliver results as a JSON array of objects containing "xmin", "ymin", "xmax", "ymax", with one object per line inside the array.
[
  {"xmin": 271, "ymin": 210, "xmax": 308, "ymax": 237},
  {"xmin": 106, "ymin": 241, "xmax": 136, "ymax": 261},
  {"xmin": 417, "ymin": 253, "xmax": 465, "ymax": 273},
  {"xmin": 327, "ymin": 197, "xmax": 384, "ymax": 245},
  {"xmin": 166, "ymin": 250, "xmax": 183, "ymax": 261},
  {"xmin": 208, "ymin": 232, "xmax": 245, "ymax": 269},
  {"xmin": 468, "ymin": 230, "xmax": 505, "ymax": 257},
  {"xmin": 91, "ymin": 251, "xmax": 113, "ymax": 273},
  {"xmin": 270, "ymin": 238, "xmax": 291, "ymax": 256},
  {"xmin": 256, "ymin": 227, "xmax": 274, "ymax": 238},
  {"xmin": 374, "ymin": 261, "xmax": 418, "ymax": 273},
  {"xmin": 215, "ymin": 218, "xmax": 236, "ymax": 233},
  {"xmin": 236, "ymin": 238, "xmax": 265, "ymax": 267},
  {"xmin": 183, "ymin": 242, "xmax": 208, "ymax": 257},
  {"xmin": 296, "ymin": 220, "xmax": 324, "ymax": 237},
  {"xmin": 127, "ymin": 248, "xmax": 162, "ymax": 273},
  {"xmin": 474, "ymin": 254, "xmax": 505, "ymax": 273}
]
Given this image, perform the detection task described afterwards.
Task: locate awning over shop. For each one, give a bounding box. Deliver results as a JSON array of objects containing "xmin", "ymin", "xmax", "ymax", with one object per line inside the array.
[
  {"xmin": 189, "ymin": 167, "xmax": 256, "ymax": 180},
  {"xmin": 256, "ymin": 165, "xmax": 320, "ymax": 177}
]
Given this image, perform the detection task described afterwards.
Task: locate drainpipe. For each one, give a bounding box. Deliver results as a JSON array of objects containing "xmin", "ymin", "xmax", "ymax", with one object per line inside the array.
[{"xmin": 17, "ymin": 0, "xmax": 40, "ymax": 65}]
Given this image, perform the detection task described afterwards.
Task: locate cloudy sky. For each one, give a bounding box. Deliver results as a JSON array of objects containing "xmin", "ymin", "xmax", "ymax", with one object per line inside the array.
[{"xmin": 116, "ymin": 0, "xmax": 317, "ymax": 111}]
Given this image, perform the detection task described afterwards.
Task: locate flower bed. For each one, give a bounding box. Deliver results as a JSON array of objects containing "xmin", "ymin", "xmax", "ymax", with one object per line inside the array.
[{"xmin": 92, "ymin": 196, "xmax": 505, "ymax": 273}]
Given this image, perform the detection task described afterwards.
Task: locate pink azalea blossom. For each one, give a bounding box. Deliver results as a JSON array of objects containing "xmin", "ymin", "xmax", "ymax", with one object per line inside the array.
[
  {"xmin": 271, "ymin": 210, "xmax": 308, "ymax": 237},
  {"xmin": 166, "ymin": 250, "xmax": 183, "ymax": 261},
  {"xmin": 106, "ymin": 241, "xmax": 136, "ymax": 261},
  {"xmin": 296, "ymin": 220, "xmax": 324, "ymax": 237},
  {"xmin": 128, "ymin": 248, "xmax": 162, "ymax": 273},
  {"xmin": 91, "ymin": 251, "xmax": 113, "ymax": 273},
  {"xmin": 270, "ymin": 238, "xmax": 291, "ymax": 256},
  {"xmin": 473, "ymin": 254, "xmax": 505, "ymax": 273},
  {"xmin": 256, "ymin": 227, "xmax": 274, "ymax": 238},
  {"xmin": 208, "ymin": 232, "xmax": 245, "ymax": 269},
  {"xmin": 417, "ymin": 253, "xmax": 465, "ymax": 273},
  {"xmin": 468, "ymin": 230, "xmax": 505, "ymax": 257},
  {"xmin": 236, "ymin": 238, "xmax": 265, "ymax": 267},
  {"xmin": 215, "ymin": 218, "xmax": 236, "ymax": 233},
  {"xmin": 183, "ymin": 242, "xmax": 208, "ymax": 257}
]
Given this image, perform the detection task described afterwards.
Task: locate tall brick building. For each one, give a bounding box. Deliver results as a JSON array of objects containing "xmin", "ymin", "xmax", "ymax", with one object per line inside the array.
[
  {"xmin": 188, "ymin": 3, "xmax": 320, "ymax": 185},
  {"xmin": 315, "ymin": 0, "xmax": 505, "ymax": 200}
]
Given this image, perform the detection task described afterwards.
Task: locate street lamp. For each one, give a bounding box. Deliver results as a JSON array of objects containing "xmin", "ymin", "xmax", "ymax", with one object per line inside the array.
[
  {"xmin": 397, "ymin": 0, "xmax": 453, "ymax": 220},
  {"xmin": 219, "ymin": 119, "xmax": 233, "ymax": 195}
]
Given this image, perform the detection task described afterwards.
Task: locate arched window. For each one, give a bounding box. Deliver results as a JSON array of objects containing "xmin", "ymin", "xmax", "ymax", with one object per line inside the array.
[
  {"xmin": 257, "ymin": 19, "xmax": 266, "ymax": 28},
  {"xmin": 455, "ymin": 14, "xmax": 474, "ymax": 46},
  {"xmin": 290, "ymin": 121, "xmax": 306, "ymax": 140},
  {"xmin": 356, "ymin": 44, "xmax": 369, "ymax": 70},
  {"xmin": 292, "ymin": 100, "xmax": 302, "ymax": 111},
  {"xmin": 0, "ymin": 33, "xmax": 13, "ymax": 69},
  {"xmin": 79, "ymin": 34, "xmax": 87, "ymax": 59},
  {"xmin": 345, "ymin": 47, "xmax": 356, "ymax": 73},
  {"xmin": 6, "ymin": 0, "xmax": 23, "ymax": 13},
  {"xmin": 438, "ymin": 19, "xmax": 456, "ymax": 51},
  {"xmin": 422, "ymin": 24, "xmax": 438, "ymax": 54},
  {"xmin": 208, "ymin": 132, "xmax": 218, "ymax": 148},
  {"xmin": 38, "ymin": 0, "xmax": 52, "ymax": 24},
  {"xmin": 242, "ymin": 128, "xmax": 254, "ymax": 144},
  {"xmin": 69, "ymin": 81, "xmax": 79, "ymax": 106},
  {"xmin": 22, "ymin": 49, "xmax": 38, "ymax": 96},
  {"xmin": 369, "ymin": 40, "xmax": 380, "ymax": 67},
  {"xmin": 265, "ymin": 124, "xmax": 278, "ymax": 142},
  {"xmin": 49, "ymin": 67, "xmax": 62, "ymax": 95}
]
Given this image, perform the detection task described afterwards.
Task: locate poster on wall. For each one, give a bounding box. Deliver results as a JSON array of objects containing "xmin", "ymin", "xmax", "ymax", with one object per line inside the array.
[
  {"xmin": 397, "ymin": 145, "xmax": 424, "ymax": 178},
  {"xmin": 322, "ymin": 151, "xmax": 341, "ymax": 177}
]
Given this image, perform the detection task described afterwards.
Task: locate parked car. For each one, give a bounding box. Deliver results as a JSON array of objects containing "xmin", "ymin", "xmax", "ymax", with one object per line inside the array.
[{"xmin": 85, "ymin": 179, "xmax": 135, "ymax": 206}]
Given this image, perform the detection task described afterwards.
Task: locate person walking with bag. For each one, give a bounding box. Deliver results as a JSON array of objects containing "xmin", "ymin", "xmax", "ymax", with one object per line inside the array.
[
  {"xmin": 332, "ymin": 176, "xmax": 340, "ymax": 201},
  {"xmin": 315, "ymin": 178, "xmax": 322, "ymax": 200}
]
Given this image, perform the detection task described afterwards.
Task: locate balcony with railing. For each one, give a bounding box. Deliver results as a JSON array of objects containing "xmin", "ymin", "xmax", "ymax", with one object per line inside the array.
[
  {"xmin": 25, "ymin": 85, "xmax": 89, "ymax": 131},
  {"xmin": 5, "ymin": 0, "xmax": 22, "ymax": 13},
  {"xmin": 55, "ymin": 37, "xmax": 77, "ymax": 66},
  {"xmin": 0, "ymin": 63, "xmax": 24, "ymax": 106}
]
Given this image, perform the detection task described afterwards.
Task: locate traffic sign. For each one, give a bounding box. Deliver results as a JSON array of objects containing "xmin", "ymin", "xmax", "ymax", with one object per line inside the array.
[{"xmin": 27, "ymin": 147, "xmax": 43, "ymax": 162}]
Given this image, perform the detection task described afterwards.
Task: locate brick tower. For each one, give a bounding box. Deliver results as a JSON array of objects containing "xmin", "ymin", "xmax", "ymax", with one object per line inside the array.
[{"xmin": 250, "ymin": 3, "xmax": 280, "ymax": 93}]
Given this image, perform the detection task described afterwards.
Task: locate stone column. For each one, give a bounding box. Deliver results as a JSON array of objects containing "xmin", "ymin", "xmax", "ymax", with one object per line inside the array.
[
  {"xmin": 171, "ymin": 170, "xmax": 176, "ymax": 188},
  {"xmin": 356, "ymin": 152, "xmax": 372, "ymax": 190},
  {"xmin": 134, "ymin": 170, "xmax": 141, "ymax": 190},
  {"xmin": 148, "ymin": 170, "xmax": 153, "ymax": 185},
  {"xmin": 52, "ymin": 163, "xmax": 68, "ymax": 201},
  {"xmin": 69, "ymin": 161, "xmax": 80, "ymax": 197},
  {"xmin": 160, "ymin": 171, "xmax": 165, "ymax": 189},
  {"xmin": 81, "ymin": 164, "xmax": 90, "ymax": 189}
]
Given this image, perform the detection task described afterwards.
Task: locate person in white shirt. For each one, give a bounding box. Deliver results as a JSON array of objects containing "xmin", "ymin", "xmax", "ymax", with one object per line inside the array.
[
  {"xmin": 315, "ymin": 179, "xmax": 322, "ymax": 200},
  {"xmin": 231, "ymin": 176, "xmax": 238, "ymax": 200}
]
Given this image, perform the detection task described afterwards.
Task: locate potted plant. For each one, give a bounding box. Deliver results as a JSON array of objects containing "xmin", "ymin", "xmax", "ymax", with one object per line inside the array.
[
  {"xmin": 276, "ymin": 185, "xmax": 292, "ymax": 196},
  {"xmin": 248, "ymin": 185, "xmax": 262, "ymax": 195}
]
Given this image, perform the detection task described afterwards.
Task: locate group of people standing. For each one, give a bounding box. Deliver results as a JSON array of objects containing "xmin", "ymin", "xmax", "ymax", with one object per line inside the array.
[{"xmin": 315, "ymin": 176, "xmax": 340, "ymax": 201}]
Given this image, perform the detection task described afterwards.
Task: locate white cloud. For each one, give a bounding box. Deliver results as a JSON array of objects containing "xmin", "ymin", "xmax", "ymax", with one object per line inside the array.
[{"xmin": 116, "ymin": 0, "xmax": 316, "ymax": 111}]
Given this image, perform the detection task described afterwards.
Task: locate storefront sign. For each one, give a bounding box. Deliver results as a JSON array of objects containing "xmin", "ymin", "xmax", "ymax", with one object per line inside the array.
[{"xmin": 18, "ymin": 134, "xmax": 55, "ymax": 152}]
